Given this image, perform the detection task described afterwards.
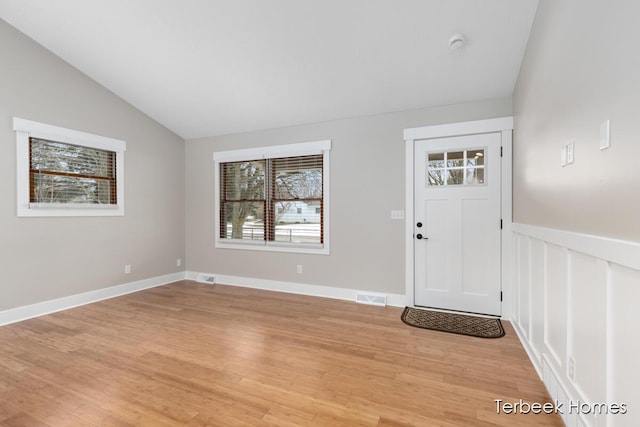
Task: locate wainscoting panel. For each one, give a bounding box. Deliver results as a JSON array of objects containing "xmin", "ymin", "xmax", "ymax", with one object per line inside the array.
[
  {"xmin": 530, "ymin": 237, "xmax": 546, "ymax": 364},
  {"xmin": 609, "ymin": 264, "xmax": 640, "ymax": 426},
  {"xmin": 570, "ymin": 252, "xmax": 606, "ymax": 406},
  {"xmin": 511, "ymin": 223, "xmax": 640, "ymax": 427},
  {"xmin": 545, "ymin": 242, "xmax": 568, "ymax": 368},
  {"xmin": 517, "ymin": 234, "xmax": 531, "ymax": 339}
]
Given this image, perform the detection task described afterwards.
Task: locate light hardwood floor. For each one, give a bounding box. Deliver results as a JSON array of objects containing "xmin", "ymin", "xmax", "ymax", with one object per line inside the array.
[{"xmin": 0, "ymin": 281, "xmax": 562, "ymax": 426}]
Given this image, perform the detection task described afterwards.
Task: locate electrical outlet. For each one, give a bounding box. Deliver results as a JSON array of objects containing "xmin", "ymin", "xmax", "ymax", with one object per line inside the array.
[
  {"xmin": 124, "ymin": 264, "xmax": 131, "ymax": 274},
  {"xmin": 177, "ymin": 258, "xmax": 182, "ymax": 267},
  {"xmin": 568, "ymin": 357, "xmax": 575, "ymax": 381},
  {"xmin": 297, "ymin": 264, "xmax": 303, "ymax": 274}
]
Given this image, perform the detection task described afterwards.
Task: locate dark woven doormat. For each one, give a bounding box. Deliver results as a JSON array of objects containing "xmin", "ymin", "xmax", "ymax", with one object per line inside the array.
[{"xmin": 401, "ymin": 307, "xmax": 505, "ymax": 338}]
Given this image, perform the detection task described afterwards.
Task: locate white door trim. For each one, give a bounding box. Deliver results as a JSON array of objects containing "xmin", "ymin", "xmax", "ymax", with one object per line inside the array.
[{"xmin": 403, "ymin": 117, "xmax": 513, "ymax": 318}]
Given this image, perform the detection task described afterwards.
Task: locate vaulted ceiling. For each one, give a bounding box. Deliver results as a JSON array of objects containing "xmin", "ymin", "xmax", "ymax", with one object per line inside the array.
[{"xmin": 0, "ymin": 0, "xmax": 539, "ymax": 139}]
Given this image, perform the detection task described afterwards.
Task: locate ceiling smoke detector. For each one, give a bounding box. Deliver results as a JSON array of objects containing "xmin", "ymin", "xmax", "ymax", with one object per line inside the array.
[{"xmin": 449, "ymin": 34, "xmax": 465, "ymax": 50}]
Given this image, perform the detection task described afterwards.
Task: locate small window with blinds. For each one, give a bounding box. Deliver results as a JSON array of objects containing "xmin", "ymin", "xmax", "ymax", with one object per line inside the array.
[
  {"xmin": 13, "ymin": 117, "xmax": 126, "ymax": 217},
  {"xmin": 30, "ymin": 138, "xmax": 117, "ymax": 205},
  {"xmin": 214, "ymin": 140, "xmax": 331, "ymax": 254}
]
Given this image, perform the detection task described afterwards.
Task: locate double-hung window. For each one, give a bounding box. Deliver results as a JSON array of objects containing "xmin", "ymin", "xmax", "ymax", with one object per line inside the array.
[
  {"xmin": 214, "ymin": 140, "xmax": 331, "ymax": 254},
  {"xmin": 13, "ymin": 118, "xmax": 126, "ymax": 217}
]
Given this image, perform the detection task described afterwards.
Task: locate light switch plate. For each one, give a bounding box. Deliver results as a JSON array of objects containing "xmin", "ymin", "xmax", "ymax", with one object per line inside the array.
[
  {"xmin": 566, "ymin": 142, "xmax": 575, "ymax": 164},
  {"xmin": 561, "ymin": 145, "xmax": 568, "ymax": 166},
  {"xmin": 600, "ymin": 120, "xmax": 610, "ymax": 150},
  {"xmin": 390, "ymin": 210, "xmax": 405, "ymax": 220}
]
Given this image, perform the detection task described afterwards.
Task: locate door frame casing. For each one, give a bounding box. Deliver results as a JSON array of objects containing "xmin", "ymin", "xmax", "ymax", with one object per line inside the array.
[{"xmin": 403, "ymin": 117, "xmax": 513, "ymax": 318}]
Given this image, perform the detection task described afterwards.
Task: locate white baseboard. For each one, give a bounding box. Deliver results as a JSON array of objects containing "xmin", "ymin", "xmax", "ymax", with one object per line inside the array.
[
  {"xmin": 1, "ymin": 271, "xmax": 407, "ymax": 327},
  {"xmin": 511, "ymin": 318, "xmax": 542, "ymax": 379},
  {"xmin": 0, "ymin": 272, "xmax": 186, "ymax": 326},
  {"xmin": 186, "ymin": 271, "xmax": 407, "ymax": 307}
]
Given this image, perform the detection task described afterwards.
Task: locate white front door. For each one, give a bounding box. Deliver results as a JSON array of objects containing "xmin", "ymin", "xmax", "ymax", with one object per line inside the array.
[{"xmin": 414, "ymin": 132, "xmax": 502, "ymax": 316}]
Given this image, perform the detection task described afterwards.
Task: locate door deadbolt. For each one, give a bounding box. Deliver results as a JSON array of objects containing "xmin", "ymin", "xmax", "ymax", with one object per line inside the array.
[{"xmin": 416, "ymin": 222, "xmax": 423, "ymax": 228}]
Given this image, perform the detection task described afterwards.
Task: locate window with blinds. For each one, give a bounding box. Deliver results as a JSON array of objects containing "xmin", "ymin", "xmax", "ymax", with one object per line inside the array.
[
  {"xmin": 214, "ymin": 140, "xmax": 330, "ymax": 254},
  {"xmin": 13, "ymin": 117, "xmax": 126, "ymax": 217},
  {"xmin": 30, "ymin": 138, "xmax": 117, "ymax": 205},
  {"xmin": 220, "ymin": 155, "xmax": 324, "ymax": 244}
]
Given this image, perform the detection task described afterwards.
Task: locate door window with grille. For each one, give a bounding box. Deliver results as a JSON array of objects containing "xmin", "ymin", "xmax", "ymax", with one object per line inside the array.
[{"xmin": 427, "ymin": 149, "xmax": 486, "ymax": 186}]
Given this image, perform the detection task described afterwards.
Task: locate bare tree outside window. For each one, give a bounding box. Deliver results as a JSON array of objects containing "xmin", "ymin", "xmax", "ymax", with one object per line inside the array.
[
  {"xmin": 427, "ymin": 149, "xmax": 485, "ymax": 186},
  {"xmin": 30, "ymin": 138, "xmax": 116, "ymax": 204},
  {"xmin": 219, "ymin": 155, "xmax": 323, "ymax": 244},
  {"xmin": 220, "ymin": 160, "xmax": 265, "ymax": 239}
]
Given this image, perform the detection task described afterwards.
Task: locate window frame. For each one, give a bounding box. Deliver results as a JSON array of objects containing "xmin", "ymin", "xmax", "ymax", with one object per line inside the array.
[
  {"xmin": 213, "ymin": 140, "xmax": 331, "ymax": 255},
  {"xmin": 13, "ymin": 117, "xmax": 126, "ymax": 217}
]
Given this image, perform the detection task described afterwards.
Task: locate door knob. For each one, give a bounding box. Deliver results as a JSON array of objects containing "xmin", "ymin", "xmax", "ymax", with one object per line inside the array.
[{"xmin": 416, "ymin": 234, "xmax": 428, "ymax": 240}]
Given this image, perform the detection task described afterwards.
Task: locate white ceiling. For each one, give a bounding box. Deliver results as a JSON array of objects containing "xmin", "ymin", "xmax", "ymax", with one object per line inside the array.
[{"xmin": 0, "ymin": 0, "xmax": 539, "ymax": 140}]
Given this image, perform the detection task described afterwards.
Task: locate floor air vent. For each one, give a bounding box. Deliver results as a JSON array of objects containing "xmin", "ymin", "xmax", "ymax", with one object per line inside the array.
[
  {"xmin": 356, "ymin": 292, "xmax": 387, "ymax": 306},
  {"xmin": 196, "ymin": 274, "xmax": 216, "ymax": 284}
]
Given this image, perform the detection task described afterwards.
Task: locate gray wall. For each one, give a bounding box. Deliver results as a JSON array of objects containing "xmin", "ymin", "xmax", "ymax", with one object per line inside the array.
[
  {"xmin": 186, "ymin": 98, "xmax": 512, "ymax": 295},
  {"xmin": 512, "ymin": 3, "xmax": 640, "ymax": 423},
  {"xmin": 513, "ymin": 0, "xmax": 640, "ymax": 242},
  {"xmin": 0, "ymin": 19, "xmax": 186, "ymax": 310}
]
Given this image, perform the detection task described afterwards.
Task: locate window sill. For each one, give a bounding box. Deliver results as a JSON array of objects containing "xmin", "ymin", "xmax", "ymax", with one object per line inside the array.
[
  {"xmin": 18, "ymin": 203, "xmax": 124, "ymax": 217},
  {"xmin": 216, "ymin": 240, "xmax": 329, "ymax": 255}
]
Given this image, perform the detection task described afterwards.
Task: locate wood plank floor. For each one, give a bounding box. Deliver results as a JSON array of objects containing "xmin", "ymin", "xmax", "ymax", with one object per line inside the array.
[{"xmin": 0, "ymin": 281, "xmax": 562, "ymax": 426}]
